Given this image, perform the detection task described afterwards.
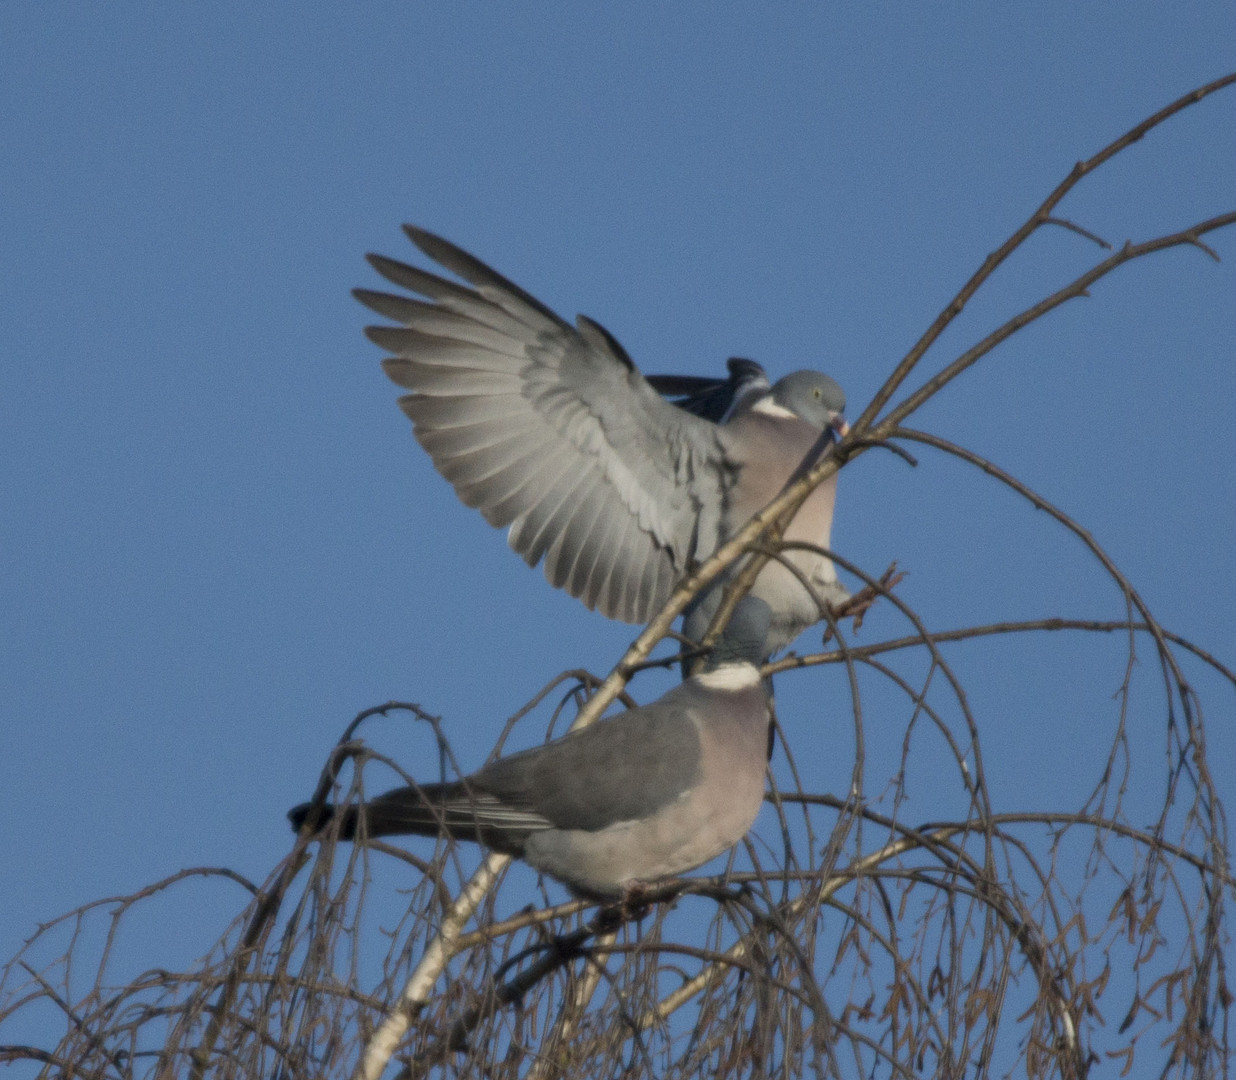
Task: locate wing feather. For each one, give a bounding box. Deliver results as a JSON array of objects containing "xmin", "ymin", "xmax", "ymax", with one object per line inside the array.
[
  {"xmin": 361, "ymin": 228, "xmax": 736, "ymax": 622},
  {"xmin": 573, "ymin": 500, "xmax": 628, "ymax": 612},
  {"xmin": 473, "ymin": 689, "xmax": 705, "ymax": 833},
  {"xmin": 601, "ymin": 514, "xmax": 643, "ymax": 621},
  {"xmin": 503, "ymin": 465, "xmax": 593, "ymax": 564},
  {"xmin": 543, "ymin": 482, "xmax": 613, "ymax": 592},
  {"xmin": 560, "ymin": 487, "xmax": 624, "ymax": 602}
]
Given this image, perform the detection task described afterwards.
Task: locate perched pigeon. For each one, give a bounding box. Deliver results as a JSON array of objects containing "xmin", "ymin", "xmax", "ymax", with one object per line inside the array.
[
  {"xmin": 290, "ymin": 597, "xmax": 776, "ymax": 900},
  {"xmin": 357, "ymin": 227, "xmax": 849, "ymax": 651}
]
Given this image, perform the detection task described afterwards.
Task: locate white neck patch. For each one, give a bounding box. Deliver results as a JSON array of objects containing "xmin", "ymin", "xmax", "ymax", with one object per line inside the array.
[
  {"xmin": 750, "ymin": 397, "xmax": 798, "ymax": 420},
  {"xmin": 695, "ymin": 662, "xmax": 762, "ymax": 691}
]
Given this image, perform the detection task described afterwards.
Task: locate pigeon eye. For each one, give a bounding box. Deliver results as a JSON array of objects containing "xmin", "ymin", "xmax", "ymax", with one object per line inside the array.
[{"xmin": 812, "ymin": 387, "xmax": 822, "ymax": 399}]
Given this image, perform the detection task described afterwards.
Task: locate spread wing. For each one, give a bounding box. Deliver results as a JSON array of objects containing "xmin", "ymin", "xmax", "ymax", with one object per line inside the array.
[{"xmin": 358, "ymin": 226, "xmax": 737, "ymax": 623}]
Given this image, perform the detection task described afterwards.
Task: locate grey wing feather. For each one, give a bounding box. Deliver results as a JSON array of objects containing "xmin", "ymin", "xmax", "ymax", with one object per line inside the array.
[
  {"xmin": 349, "ymin": 781, "xmax": 555, "ymax": 855},
  {"xmin": 360, "ymin": 228, "xmax": 736, "ymax": 623},
  {"xmin": 473, "ymin": 697, "xmax": 704, "ymax": 833}
]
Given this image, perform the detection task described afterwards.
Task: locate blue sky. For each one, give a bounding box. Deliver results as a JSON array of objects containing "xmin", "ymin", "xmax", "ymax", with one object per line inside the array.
[{"xmin": 3, "ymin": 5, "xmax": 1234, "ymax": 1064}]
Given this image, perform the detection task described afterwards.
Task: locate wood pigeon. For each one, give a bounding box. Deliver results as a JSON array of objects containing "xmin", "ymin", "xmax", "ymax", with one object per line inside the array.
[
  {"xmin": 289, "ymin": 597, "xmax": 776, "ymax": 901},
  {"xmin": 356, "ymin": 227, "xmax": 849, "ymax": 651}
]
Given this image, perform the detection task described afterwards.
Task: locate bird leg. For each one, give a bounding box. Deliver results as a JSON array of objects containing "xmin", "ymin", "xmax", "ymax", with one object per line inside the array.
[
  {"xmin": 824, "ymin": 562, "xmax": 904, "ymax": 640},
  {"xmin": 592, "ymin": 880, "xmax": 660, "ymax": 927}
]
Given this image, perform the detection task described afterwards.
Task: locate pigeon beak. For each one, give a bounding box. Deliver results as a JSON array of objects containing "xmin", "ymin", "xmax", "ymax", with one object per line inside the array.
[{"xmin": 829, "ymin": 413, "xmax": 850, "ymax": 441}]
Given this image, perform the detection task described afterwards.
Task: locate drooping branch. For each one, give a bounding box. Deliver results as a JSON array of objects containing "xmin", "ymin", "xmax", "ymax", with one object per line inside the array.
[
  {"xmin": 5, "ymin": 73, "xmax": 1233, "ymax": 1080},
  {"xmin": 855, "ymin": 70, "xmax": 1236, "ymax": 429},
  {"xmin": 882, "ymin": 213, "xmax": 1236, "ymax": 430},
  {"xmin": 346, "ymin": 74, "xmax": 1235, "ymax": 1079}
]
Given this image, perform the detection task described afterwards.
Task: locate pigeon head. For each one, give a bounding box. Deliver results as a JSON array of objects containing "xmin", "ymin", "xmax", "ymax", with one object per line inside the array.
[{"xmin": 769, "ymin": 371, "xmax": 848, "ymax": 440}]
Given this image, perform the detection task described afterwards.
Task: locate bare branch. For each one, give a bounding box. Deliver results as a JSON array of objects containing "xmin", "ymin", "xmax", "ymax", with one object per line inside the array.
[
  {"xmin": 4, "ymin": 72, "xmax": 1233, "ymax": 1080},
  {"xmin": 854, "ymin": 69, "xmax": 1236, "ymax": 429}
]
